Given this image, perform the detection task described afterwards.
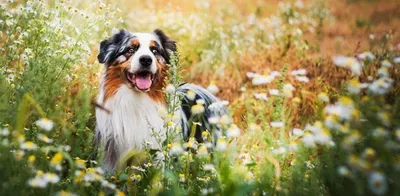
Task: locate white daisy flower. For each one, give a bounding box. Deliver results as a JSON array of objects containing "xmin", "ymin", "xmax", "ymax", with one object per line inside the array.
[
  {"xmin": 270, "ymin": 121, "xmax": 284, "ymax": 128},
  {"xmin": 207, "ymin": 83, "xmax": 219, "ymax": 94},
  {"xmin": 368, "ymin": 172, "xmax": 388, "ymax": 195},
  {"xmin": 357, "ymin": 51, "xmax": 375, "ymax": 60},
  {"xmin": 269, "ymin": 89, "xmax": 280, "ymax": 96},
  {"xmin": 227, "ymin": 124, "xmax": 241, "ymax": 138},
  {"xmin": 165, "ymin": 84, "xmax": 175, "ymax": 93},
  {"xmin": 35, "ymin": 118, "xmax": 54, "ymax": 131},
  {"xmin": 332, "ymin": 56, "xmax": 362, "ymax": 75},
  {"xmin": 254, "ymin": 93, "xmax": 268, "ymax": 101},
  {"xmin": 381, "ymin": 60, "xmax": 392, "ymax": 67}
]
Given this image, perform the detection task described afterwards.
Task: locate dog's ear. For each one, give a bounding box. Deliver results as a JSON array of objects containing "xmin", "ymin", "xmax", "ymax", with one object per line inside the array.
[
  {"xmin": 97, "ymin": 29, "xmax": 132, "ymax": 65},
  {"xmin": 153, "ymin": 29, "xmax": 177, "ymax": 63}
]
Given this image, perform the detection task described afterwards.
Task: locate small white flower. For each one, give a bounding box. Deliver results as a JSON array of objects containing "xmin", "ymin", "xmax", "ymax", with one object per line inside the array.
[
  {"xmin": 191, "ymin": 104, "xmax": 205, "ymax": 114},
  {"xmin": 227, "ymin": 124, "xmax": 240, "ymax": 138},
  {"xmin": 207, "ymin": 83, "xmax": 219, "ymax": 94},
  {"xmin": 368, "ymin": 172, "xmax": 388, "ymax": 195},
  {"xmin": 186, "ymin": 90, "xmax": 196, "ymax": 101},
  {"xmin": 302, "ymin": 133, "xmax": 315, "ymax": 147},
  {"xmin": 381, "ymin": 60, "xmax": 392, "ymax": 67},
  {"xmin": 368, "ymin": 77, "xmax": 394, "ymax": 95},
  {"xmin": 393, "ymin": 57, "xmax": 400, "ymax": 64},
  {"xmin": 292, "ymin": 128, "xmax": 304, "ymax": 136},
  {"xmin": 216, "ymin": 138, "xmax": 227, "ymax": 151},
  {"xmin": 44, "ymin": 173, "xmax": 60, "ymax": 183},
  {"xmin": 295, "ymin": 75, "xmax": 310, "ymax": 83},
  {"xmin": 332, "ymin": 56, "xmax": 362, "ymax": 75},
  {"xmin": 165, "ymin": 84, "xmax": 175, "ymax": 93},
  {"xmin": 37, "ymin": 134, "xmax": 53, "ymax": 143},
  {"xmin": 272, "ymin": 146, "xmax": 287, "ymax": 155},
  {"xmin": 0, "ymin": 128, "xmax": 9, "ymax": 136},
  {"xmin": 21, "ymin": 141, "xmax": 37, "ymax": 150},
  {"xmin": 254, "ymin": 93, "xmax": 268, "ymax": 101},
  {"xmin": 337, "ymin": 166, "xmax": 350, "ymax": 176},
  {"xmin": 169, "ymin": 142, "xmax": 184, "ymax": 155},
  {"xmin": 252, "ymin": 74, "xmax": 275, "ymax": 85},
  {"xmin": 269, "ymin": 89, "xmax": 280, "ymax": 96},
  {"xmin": 357, "ymin": 51, "xmax": 375, "ymax": 60},
  {"xmin": 270, "ymin": 121, "xmax": 284, "ymax": 128},
  {"xmin": 35, "ymin": 118, "xmax": 54, "ymax": 131},
  {"xmin": 318, "ymin": 92, "xmax": 330, "ymax": 102},
  {"xmin": 290, "ymin": 69, "xmax": 307, "ymax": 76}
]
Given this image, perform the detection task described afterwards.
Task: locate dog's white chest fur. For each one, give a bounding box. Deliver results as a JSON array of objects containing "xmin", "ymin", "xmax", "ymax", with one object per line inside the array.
[{"xmin": 96, "ymin": 85, "xmax": 165, "ymax": 158}]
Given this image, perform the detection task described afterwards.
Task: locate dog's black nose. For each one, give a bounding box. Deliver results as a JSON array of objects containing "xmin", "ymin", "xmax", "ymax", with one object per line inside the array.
[{"xmin": 139, "ymin": 55, "xmax": 152, "ymax": 67}]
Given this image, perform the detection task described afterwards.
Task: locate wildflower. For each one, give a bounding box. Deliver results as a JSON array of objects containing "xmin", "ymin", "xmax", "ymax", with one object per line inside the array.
[
  {"xmin": 368, "ymin": 172, "xmax": 388, "ymax": 195},
  {"xmin": 0, "ymin": 128, "xmax": 9, "ymax": 136},
  {"xmin": 208, "ymin": 116, "xmax": 220, "ymax": 124},
  {"xmin": 272, "ymin": 147, "xmax": 287, "ymax": 155},
  {"xmin": 116, "ymin": 191, "xmax": 126, "ymax": 196},
  {"xmin": 318, "ymin": 92, "xmax": 329, "ymax": 102},
  {"xmin": 44, "ymin": 173, "xmax": 60, "ymax": 183},
  {"xmin": 295, "ymin": 76, "xmax": 310, "ymax": 83},
  {"xmin": 75, "ymin": 157, "xmax": 86, "ymax": 169},
  {"xmin": 372, "ymin": 127, "xmax": 389, "ymax": 138},
  {"xmin": 15, "ymin": 150, "xmax": 25, "ymax": 160},
  {"xmin": 28, "ymin": 155, "xmax": 36, "ymax": 163},
  {"xmin": 396, "ymin": 129, "xmax": 400, "ymax": 141},
  {"xmin": 369, "ymin": 34, "xmax": 375, "ymax": 40},
  {"xmin": 289, "ymin": 141, "xmax": 298, "ymax": 152},
  {"xmin": 254, "ymin": 93, "xmax": 268, "ymax": 101},
  {"xmin": 292, "ymin": 128, "xmax": 304, "ymax": 136},
  {"xmin": 368, "ymin": 77, "xmax": 393, "ymax": 95},
  {"xmin": 332, "ymin": 56, "xmax": 362, "ymax": 75},
  {"xmin": 270, "ymin": 121, "xmax": 284, "ymax": 128},
  {"xmin": 219, "ymin": 114, "xmax": 232, "ymax": 125},
  {"xmin": 381, "ymin": 60, "xmax": 392, "ymax": 67},
  {"xmin": 56, "ymin": 190, "xmax": 77, "ymax": 196},
  {"xmin": 227, "ymin": 124, "xmax": 240, "ymax": 138},
  {"xmin": 179, "ymin": 174, "xmax": 185, "ymax": 182},
  {"xmin": 186, "ymin": 90, "xmax": 196, "ymax": 101},
  {"xmin": 203, "ymin": 164, "xmax": 216, "ymax": 172},
  {"xmin": 196, "ymin": 99, "xmax": 205, "ymax": 105},
  {"xmin": 269, "ymin": 89, "xmax": 280, "ymax": 96},
  {"xmin": 324, "ymin": 115, "xmax": 340, "ymax": 130},
  {"xmin": 347, "ymin": 78, "xmax": 367, "ymax": 94},
  {"xmin": 290, "ymin": 69, "xmax": 306, "ymax": 76},
  {"xmin": 325, "ymin": 97, "xmax": 355, "ymax": 120},
  {"xmin": 393, "ymin": 57, "xmax": 400, "ymax": 64},
  {"xmin": 165, "ymin": 84, "xmax": 175, "ymax": 93},
  {"xmin": 197, "ymin": 145, "xmax": 208, "ymax": 157},
  {"xmin": 216, "ymin": 138, "xmax": 228, "ymax": 151},
  {"xmin": 169, "ymin": 142, "xmax": 184, "ymax": 155},
  {"xmin": 314, "ymin": 129, "xmax": 332, "ymax": 145},
  {"xmin": 50, "ymin": 152, "xmax": 63, "ymax": 171},
  {"xmin": 362, "ymin": 148, "xmax": 376, "ymax": 160},
  {"xmin": 245, "ymin": 171, "xmax": 254, "ymax": 181},
  {"xmin": 337, "ymin": 166, "xmax": 350, "ymax": 176},
  {"xmin": 283, "ymin": 83, "xmax": 295, "ymax": 97},
  {"xmin": 35, "ymin": 118, "xmax": 54, "ymax": 131},
  {"xmin": 185, "ymin": 138, "xmax": 198, "ymax": 149},
  {"xmin": 302, "ymin": 132, "xmax": 315, "ymax": 147},
  {"xmin": 357, "ymin": 51, "xmax": 375, "ymax": 60},
  {"xmin": 130, "ymin": 174, "xmax": 142, "ymax": 182},
  {"xmin": 37, "ymin": 134, "xmax": 53, "ymax": 143},
  {"xmin": 207, "ymin": 82, "xmax": 219, "ymax": 94},
  {"xmin": 21, "ymin": 141, "xmax": 37, "ymax": 150},
  {"xmin": 377, "ymin": 67, "xmax": 389, "ymax": 77},
  {"xmin": 191, "ymin": 104, "xmax": 205, "ymax": 114},
  {"xmin": 28, "ymin": 175, "xmax": 47, "ymax": 188},
  {"xmin": 377, "ymin": 112, "xmax": 390, "ymax": 126},
  {"xmin": 252, "ymin": 75, "xmax": 275, "ymax": 85}
]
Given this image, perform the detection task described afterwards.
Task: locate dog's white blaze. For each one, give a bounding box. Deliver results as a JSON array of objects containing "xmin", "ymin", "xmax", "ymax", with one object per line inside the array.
[
  {"xmin": 129, "ymin": 33, "xmax": 162, "ymax": 74},
  {"xmin": 96, "ymin": 82, "xmax": 165, "ymax": 167}
]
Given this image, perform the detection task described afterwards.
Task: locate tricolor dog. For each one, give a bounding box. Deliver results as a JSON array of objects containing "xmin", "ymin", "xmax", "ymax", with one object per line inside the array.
[{"xmin": 95, "ymin": 29, "xmax": 224, "ymax": 170}]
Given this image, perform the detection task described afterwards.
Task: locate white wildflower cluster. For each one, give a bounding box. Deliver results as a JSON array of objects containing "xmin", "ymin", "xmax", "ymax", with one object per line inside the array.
[
  {"xmin": 247, "ymin": 71, "xmax": 280, "ymax": 86},
  {"xmin": 291, "ymin": 68, "xmax": 309, "ymax": 83},
  {"xmin": 301, "ymin": 121, "xmax": 333, "ymax": 147}
]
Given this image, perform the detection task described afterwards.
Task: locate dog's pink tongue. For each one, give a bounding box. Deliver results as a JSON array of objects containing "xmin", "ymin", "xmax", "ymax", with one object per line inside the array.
[{"xmin": 135, "ymin": 75, "xmax": 152, "ymax": 90}]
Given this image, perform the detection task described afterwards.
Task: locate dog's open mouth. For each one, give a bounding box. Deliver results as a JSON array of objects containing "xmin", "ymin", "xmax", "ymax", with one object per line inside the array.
[{"xmin": 125, "ymin": 70, "xmax": 155, "ymax": 92}]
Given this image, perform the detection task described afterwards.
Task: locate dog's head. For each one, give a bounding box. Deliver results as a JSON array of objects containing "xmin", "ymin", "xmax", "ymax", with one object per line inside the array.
[{"xmin": 97, "ymin": 29, "xmax": 176, "ymax": 92}]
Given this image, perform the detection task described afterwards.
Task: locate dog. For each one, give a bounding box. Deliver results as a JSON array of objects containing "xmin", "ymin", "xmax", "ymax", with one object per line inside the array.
[{"xmin": 95, "ymin": 29, "xmax": 225, "ymax": 171}]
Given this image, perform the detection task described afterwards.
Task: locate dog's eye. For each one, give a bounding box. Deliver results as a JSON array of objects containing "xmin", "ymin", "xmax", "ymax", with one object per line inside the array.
[
  {"xmin": 127, "ymin": 48, "xmax": 135, "ymax": 54},
  {"xmin": 152, "ymin": 49, "xmax": 158, "ymax": 54}
]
